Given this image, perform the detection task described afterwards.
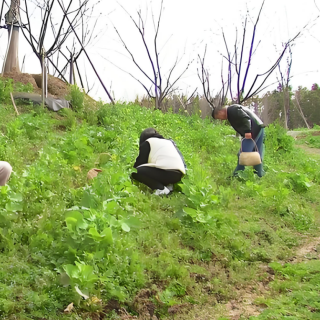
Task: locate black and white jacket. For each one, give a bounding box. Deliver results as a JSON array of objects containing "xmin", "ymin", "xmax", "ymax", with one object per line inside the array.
[{"xmin": 133, "ymin": 138, "xmax": 186, "ymax": 174}]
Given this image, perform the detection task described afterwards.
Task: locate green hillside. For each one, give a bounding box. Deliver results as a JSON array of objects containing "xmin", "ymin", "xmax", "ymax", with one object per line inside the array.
[{"xmin": 0, "ymin": 98, "xmax": 319, "ymax": 319}]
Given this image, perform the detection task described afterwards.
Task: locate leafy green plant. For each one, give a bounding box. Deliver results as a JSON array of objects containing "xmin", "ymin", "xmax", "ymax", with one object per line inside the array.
[
  {"xmin": 68, "ymin": 84, "xmax": 85, "ymax": 112},
  {"xmin": 0, "ymin": 101, "xmax": 318, "ymax": 319},
  {"xmin": 265, "ymin": 122, "xmax": 294, "ymax": 154},
  {"xmin": 254, "ymin": 261, "xmax": 320, "ymax": 319},
  {"xmin": 0, "ymin": 78, "xmax": 13, "ymax": 103},
  {"xmin": 14, "ymin": 81, "xmax": 34, "ymax": 93}
]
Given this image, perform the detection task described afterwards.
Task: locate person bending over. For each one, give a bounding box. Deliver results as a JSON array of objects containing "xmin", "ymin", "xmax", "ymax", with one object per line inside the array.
[
  {"xmin": 132, "ymin": 128, "xmax": 186, "ymax": 195},
  {"xmin": 213, "ymin": 104, "xmax": 265, "ymax": 177},
  {"xmin": 0, "ymin": 161, "xmax": 12, "ymax": 186}
]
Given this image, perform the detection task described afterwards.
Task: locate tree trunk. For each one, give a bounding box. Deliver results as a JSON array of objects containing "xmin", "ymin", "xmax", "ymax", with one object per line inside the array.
[
  {"xmin": 4, "ymin": 0, "xmax": 21, "ymax": 73},
  {"xmin": 294, "ymin": 92, "xmax": 310, "ymax": 129},
  {"xmin": 4, "ymin": 25, "xmax": 20, "ymax": 73}
]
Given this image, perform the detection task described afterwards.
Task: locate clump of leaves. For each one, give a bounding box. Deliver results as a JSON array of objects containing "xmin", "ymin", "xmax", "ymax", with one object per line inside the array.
[
  {"xmin": 0, "ymin": 78, "xmax": 13, "ymax": 103},
  {"xmin": 255, "ymin": 261, "xmax": 320, "ymax": 319},
  {"xmin": 68, "ymin": 84, "xmax": 85, "ymax": 112}
]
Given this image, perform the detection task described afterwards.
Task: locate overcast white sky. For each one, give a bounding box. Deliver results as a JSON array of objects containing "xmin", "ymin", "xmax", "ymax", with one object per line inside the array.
[{"xmin": 0, "ymin": 0, "xmax": 319, "ymax": 102}]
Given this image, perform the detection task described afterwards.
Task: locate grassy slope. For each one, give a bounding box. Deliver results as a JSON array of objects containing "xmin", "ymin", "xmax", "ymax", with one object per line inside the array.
[{"xmin": 0, "ymin": 102, "xmax": 319, "ymax": 320}]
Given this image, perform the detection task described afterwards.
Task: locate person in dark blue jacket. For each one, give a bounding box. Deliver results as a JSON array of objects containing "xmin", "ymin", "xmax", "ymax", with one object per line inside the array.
[{"xmin": 213, "ymin": 104, "xmax": 265, "ymax": 177}]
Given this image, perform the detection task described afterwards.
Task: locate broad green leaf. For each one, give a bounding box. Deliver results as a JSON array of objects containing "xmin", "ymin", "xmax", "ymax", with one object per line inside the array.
[
  {"xmin": 94, "ymin": 250, "xmax": 105, "ymax": 259},
  {"xmin": 183, "ymin": 207, "xmax": 197, "ymax": 218},
  {"xmin": 103, "ymin": 200, "xmax": 119, "ymax": 214},
  {"xmin": 125, "ymin": 216, "xmax": 142, "ymax": 229},
  {"xmin": 65, "ymin": 211, "xmax": 88, "ymax": 229},
  {"xmin": 8, "ymin": 193, "xmax": 23, "ymax": 202},
  {"xmin": 75, "ymin": 286, "xmax": 89, "ymax": 299},
  {"xmin": 65, "ymin": 217, "xmax": 77, "ymax": 231},
  {"xmin": 101, "ymin": 228, "xmax": 113, "ymax": 244},
  {"xmin": 121, "ymin": 222, "xmax": 130, "ymax": 232},
  {"xmin": 80, "ymin": 191, "xmax": 96, "ymax": 209},
  {"xmin": 88, "ymin": 227, "xmax": 102, "ymax": 240},
  {"xmin": 89, "ymin": 227, "xmax": 113, "ymax": 244},
  {"xmin": 6, "ymin": 202, "xmax": 23, "ymax": 212},
  {"xmin": 63, "ymin": 264, "xmax": 79, "ymax": 279},
  {"xmin": 196, "ymin": 213, "xmax": 209, "ymax": 223},
  {"xmin": 107, "ymin": 215, "xmax": 119, "ymax": 227}
]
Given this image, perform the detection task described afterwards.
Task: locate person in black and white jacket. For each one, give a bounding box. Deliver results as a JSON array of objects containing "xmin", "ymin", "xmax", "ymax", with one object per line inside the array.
[
  {"xmin": 0, "ymin": 161, "xmax": 12, "ymax": 186},
  {"xmin": 132, "ymin": 128, "xmax": 186, "ymax": 195}
]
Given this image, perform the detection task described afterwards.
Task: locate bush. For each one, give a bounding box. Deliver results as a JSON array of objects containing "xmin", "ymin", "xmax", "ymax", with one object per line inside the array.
[
  {"xmin": 14, "ymin": 81, "xmax": 34, "ymax": 93},
  {"xmin": 0, "ymin": 78, "xmax": 13, "ymax": 103},
  {"xmin": 265, "ymin": 122, "xmax": 294, "ymax": 155},
  {"xmin": 68, "ymin": 84, "xmax": 85, "ymax": 112}
]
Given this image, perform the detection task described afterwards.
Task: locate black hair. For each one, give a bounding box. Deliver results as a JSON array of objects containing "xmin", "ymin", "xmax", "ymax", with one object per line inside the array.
[
  {"xmin": 212, "ymin": 107, "xmax": 225, "ymax": 119},
  {"xmin": 139, "ymin": 128, "xmax": 164, "ymax": 145}
]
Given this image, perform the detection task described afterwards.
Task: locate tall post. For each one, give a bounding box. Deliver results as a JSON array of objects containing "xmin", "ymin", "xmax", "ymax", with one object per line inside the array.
[
  {"xmin": 41, "ymin": 47, "xmax": 47, "ymax": 106},
  {"xmin": 69, "ymin": 53, "xmax": 74, "ymax": 84}
]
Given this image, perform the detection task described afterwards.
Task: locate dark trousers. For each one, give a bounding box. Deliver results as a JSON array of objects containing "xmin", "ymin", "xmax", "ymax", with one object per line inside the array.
[
  {"xmin": 234, "ymin": 128, "xmax": 265, "ymax": 177},
  {"xmin": 131, "ymin": 167, "xmax": 183, "ymax": 190}
]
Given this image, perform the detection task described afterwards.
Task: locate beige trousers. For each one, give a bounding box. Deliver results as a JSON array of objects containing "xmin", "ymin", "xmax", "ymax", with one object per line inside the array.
[{"xmin": 0, "ymin": 161, "xmax": 12, "ymax": 186}]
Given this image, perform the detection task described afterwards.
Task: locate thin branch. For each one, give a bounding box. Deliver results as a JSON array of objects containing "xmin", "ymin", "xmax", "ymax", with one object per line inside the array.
[
  {"xmin": 56, "ymin": 0, "xmax": 114, "ymax": 103},
  {"xmin": 113, "ymin": 24, "xmax": 155, "ymax": 86},
  {"xmin": 153, "ymin": 0, "xmax": 163, "ymax": 92},
  {"xmin": 241, "ymin": 0, "xmax": 265, "ymax": 94}
]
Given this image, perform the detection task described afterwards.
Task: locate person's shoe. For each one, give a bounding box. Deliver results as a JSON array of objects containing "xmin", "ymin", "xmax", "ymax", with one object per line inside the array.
[
  {"xmin": 166, "ymin": 184, "xmax": 174, "ymax": 192},
  {"xmin": 154, "ymin": 187, "xmax": 170, "ymax": 196}
]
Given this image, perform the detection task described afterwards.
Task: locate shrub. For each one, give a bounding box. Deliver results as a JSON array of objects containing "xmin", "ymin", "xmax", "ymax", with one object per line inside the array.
[
  {"xmin": 0, "ymin": 78, "xmax": 13, "ymax": 103},
  {"xmin": 68, "ymin": 84, "xmax": 85, "ymax": 112}
]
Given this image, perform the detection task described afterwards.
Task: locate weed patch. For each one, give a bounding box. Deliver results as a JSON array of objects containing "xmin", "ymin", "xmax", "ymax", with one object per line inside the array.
[{"xmin": 0, "ymin": 101, "xmax": 318, "ymax": 319}]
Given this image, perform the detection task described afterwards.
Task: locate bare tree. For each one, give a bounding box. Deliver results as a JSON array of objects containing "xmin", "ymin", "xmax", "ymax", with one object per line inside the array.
[
  {"xmin": 200, "ymin": 0, "xmax": 300, "ymax": 111},
  {"xmin": 198, "ymin": 45, "xmax": 228, "ymax": 110},
  {"xmin": 0, "ymin": 0, "xmax": 114, "ymax": 102},
  {"xmin": 55, "ymin": 1, "xmax": 100, "ymax": 88},
  {"xmin": 55, "ymin": 0, "xmax": 114, "ymax": 103},
  {"xmin": 293, "ymin": 90, "xmax": 311, "ymax": 129},
  {"xmin": 112, "ymin": 0, "xmax": 193, "ymax": 110},
  {"xmin": 19, "ymin": 1, "xmax": 89, "ymax": 72},
  {"xmin": 277, "ymin": 44, "xmax": 293, "ymax": 129}
]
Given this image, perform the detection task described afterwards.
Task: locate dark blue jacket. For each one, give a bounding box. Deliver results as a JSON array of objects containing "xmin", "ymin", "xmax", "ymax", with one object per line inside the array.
[{"xmin": 227, "ymin": 105, "xmax": 264, "ymax": 139}]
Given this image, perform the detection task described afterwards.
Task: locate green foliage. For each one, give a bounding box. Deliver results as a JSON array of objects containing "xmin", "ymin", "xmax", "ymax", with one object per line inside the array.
[
  {"xmin": 0, "ymin": 102, "xmax": 318, "ymax": 319},
  {"xmin": 68, "ymin": 84, "xmax": 85, "ymax": 112},
  {"xmin": 0, "ymin": 78, "xmax": 13, "ymax": 103},
  {"xmin": 295, "ymin": 86, "xmax": 320, "ymax": 128},
  {"xmin": 265, "ymin": 122, "xmax": 294, "ymax": 154},
  {"xmin": 14, "ymin": 81, "xmax": 34, "ymax": 93},
  {"xmin": 0, "ymin": 78, "xmax": 34, "ymax": 105},
  {"xmin": 296, "ymin": 128, "xmax": 320, "ymax": 149},
  {"xmin": 254, "ymin": 261, "xmax": 320, "ymax": 319}
]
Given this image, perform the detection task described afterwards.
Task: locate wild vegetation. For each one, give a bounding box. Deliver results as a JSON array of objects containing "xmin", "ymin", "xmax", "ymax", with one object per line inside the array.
[{"xmin": 0, "ymin": 81, "xmax": 319, "ymax": 319}]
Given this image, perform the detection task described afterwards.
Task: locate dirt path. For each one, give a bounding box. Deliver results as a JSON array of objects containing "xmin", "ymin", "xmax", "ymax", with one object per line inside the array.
[
  {"xmin": 295, "ymin": 144, "xmax": 320, "ymax": 157},
  {"xmin": 287, "ymin": 130, "xmax": 320, "ymax": 140},
  {"xmin": 287, "ymin": 131, "xmax": 307, "ymax": 139},
  {"xmin": 287, "ymin": 130, "xmax": 320, "ymax": 157}
]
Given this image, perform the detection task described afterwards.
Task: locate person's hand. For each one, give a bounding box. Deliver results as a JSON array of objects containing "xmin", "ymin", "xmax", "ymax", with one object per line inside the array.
[{"xmin": 245, "ymin": 133, "xmax": 252, "ymax": 139}]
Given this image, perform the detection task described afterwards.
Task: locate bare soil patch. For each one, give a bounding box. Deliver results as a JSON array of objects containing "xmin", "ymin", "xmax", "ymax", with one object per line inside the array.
[
  {"xmin": 287, "ymin": 130, "xmax": 320, "ymax": 140},
  {"xmin": 32, "ymin": 74, "xmax": 69, "ymax": 98},
  {"xmin": 2, "ymin": 72, "xmax": 38, "ymax": 90},
  {"xmin": 2, "ymin": 72, "xmax": 69, "ymax": 98},
  {"xmin": 288, "ymin": 237, "xmax": 320, "ymax": 263},
  {"xmin": 295, "ymin": 144, "xmax": 320, "ymax": 156}
]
